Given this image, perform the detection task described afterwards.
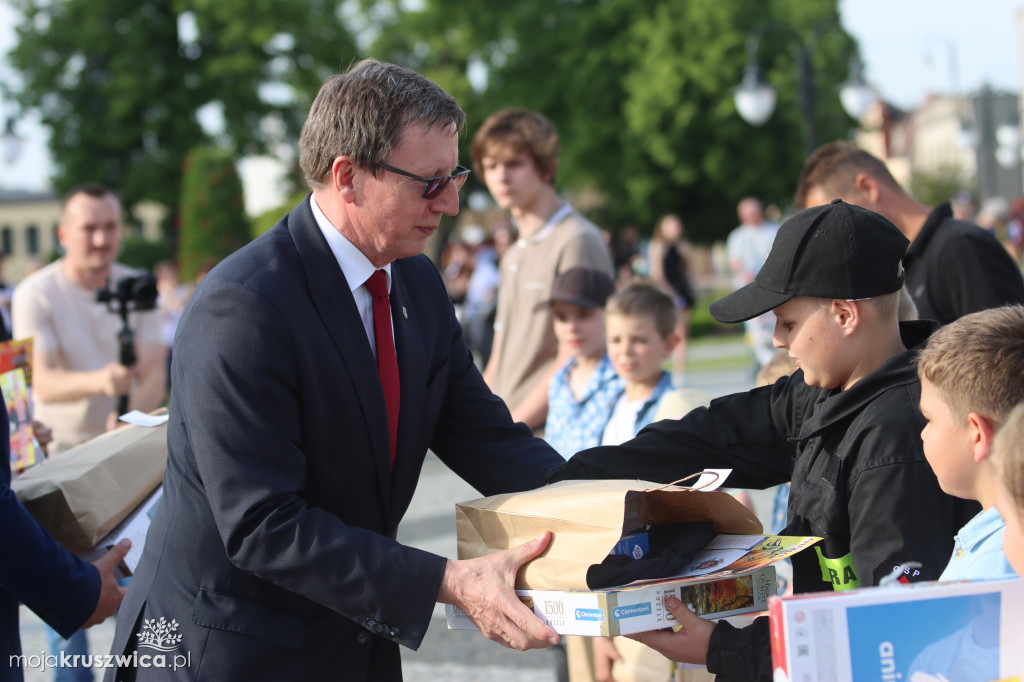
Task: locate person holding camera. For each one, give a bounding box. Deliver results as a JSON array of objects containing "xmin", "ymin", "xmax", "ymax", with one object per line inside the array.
[
  {"xmin": 11, "ymin": 183, "xmax": 165, "ymax": 682},
  {"xmin": 13, "ymin": 183, "xmax": 166, "ymax": 454}
]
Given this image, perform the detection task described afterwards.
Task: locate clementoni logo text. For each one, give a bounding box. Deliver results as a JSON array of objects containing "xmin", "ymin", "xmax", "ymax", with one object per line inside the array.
[{"xmin": 612, "ymin": 603, "xmax": 652, "ymax": 620}]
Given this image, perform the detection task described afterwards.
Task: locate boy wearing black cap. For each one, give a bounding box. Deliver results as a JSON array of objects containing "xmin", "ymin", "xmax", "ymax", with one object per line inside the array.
[
  {"xmin": 540, "ymin": 267, "xmax": 622, "ymax": 460},
  {"xmin": 547, "ymin": 200, "xmax": 979, "ymax": 682}
]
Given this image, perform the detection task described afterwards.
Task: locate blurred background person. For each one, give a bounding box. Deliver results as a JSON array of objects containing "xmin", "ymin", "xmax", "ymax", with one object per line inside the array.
[
  {"xmin": 0, "ymin": 255, "xmax": 13, "ymax": 342},
  {"xmin": 647, "ymin": 214, "xmax": 695, "ymax": 385},
  {"xmin": 612, "ymin": 223, "xmax": 646, "ymax": 288},
  {"xmin": 11, "ymin": 183, "xmax": 165, "ymax": 682},
  {"xmin": 459, "ymin": 224, "xmax": 501, "ymax": 366},
  {"xmin": 797, "ymin": 141, "xmax": 1024, "ymax": 326},
  {"xmin": 1004, "ymin": 197, "xmax": 1024, "ymax": 265},
  {"xmin": 725, "ymin": 197, "xmax": 778, "ymax": 370},
  {"xmin": 154, "ymin": 260, "xmax": 192, "ymax": 389}
]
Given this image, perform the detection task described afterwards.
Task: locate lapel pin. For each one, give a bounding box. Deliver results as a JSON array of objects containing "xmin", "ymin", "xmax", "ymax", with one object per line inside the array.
[{"xmin": 402, "ymin": 306, "xmax": 408, "ymax": 319}]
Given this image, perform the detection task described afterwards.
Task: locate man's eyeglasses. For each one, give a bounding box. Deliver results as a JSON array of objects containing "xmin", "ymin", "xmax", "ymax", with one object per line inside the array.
[{"xmin": 378, "ymin": 163, "xmax": 471, "ymax": 200}]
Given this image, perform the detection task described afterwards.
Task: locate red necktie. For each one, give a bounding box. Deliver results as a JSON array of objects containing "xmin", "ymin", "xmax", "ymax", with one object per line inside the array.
[{"xmin": 365, "ymin": 270, "xmax": 400, "ymax": 469}]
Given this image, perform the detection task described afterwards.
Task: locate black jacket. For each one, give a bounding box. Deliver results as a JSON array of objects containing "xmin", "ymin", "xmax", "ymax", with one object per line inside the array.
[
  {"xmin": 905, "ymin": 202, "xmax": 1024, "ymax": 325},
  {"xmin": 547, "ymin": 321, "xmax": 979, "ymax": 682}
]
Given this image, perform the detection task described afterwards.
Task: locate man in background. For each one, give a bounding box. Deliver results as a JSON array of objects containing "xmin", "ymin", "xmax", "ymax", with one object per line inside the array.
[
  {"xmin": 12, "ymin": 183, "xmax": 164, "ymax": 681},
  {"xmin": 725, "ymin": 197, "xmax": 778, "ymax": 368},
  {"xmin": 13, "ymin": 184, "xmax": 165, "ymax": 453},
  {"xmin": 796, "ymin": 141, "xmax": 1024, "ymax": 325}
]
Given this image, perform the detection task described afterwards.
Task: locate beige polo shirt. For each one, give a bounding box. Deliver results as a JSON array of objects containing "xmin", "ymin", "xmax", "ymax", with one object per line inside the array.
[
  {"xmin": 489, "ymin": 207, "xmax": 613, "ymax": 411},
  {"xmin": 12, "ymin": 260, "xmax": 163, "ymax": 452}
]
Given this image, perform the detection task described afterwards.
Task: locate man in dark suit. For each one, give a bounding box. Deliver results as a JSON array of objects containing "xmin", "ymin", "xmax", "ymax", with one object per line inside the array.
[
  {"xmin": 107, "ymin": 59, "xmax": 565, "ymax": 681},
  {"xmin": 2, "ymin": 400, "xmax": 129, "ymax": 682}
]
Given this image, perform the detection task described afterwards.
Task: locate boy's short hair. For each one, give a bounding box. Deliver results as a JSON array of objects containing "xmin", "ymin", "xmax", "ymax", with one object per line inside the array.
[
  {"xmin": 993, "ymin": 401, "xmax": 1024, "ymax": 515},
  {"xmin": 605, "ymin": 281, "xmax": 677, "ymax": 339},
  {"xmin": 917, "ymin": 305, "xmax": 1024, "ymax": 424},
  {"xmin": 470, "ymin": 108, "xmax": 559, "ymax": 182},
  {"xmin": 795, "ymin": 141, "xmax": 904, "ymax": 209}
]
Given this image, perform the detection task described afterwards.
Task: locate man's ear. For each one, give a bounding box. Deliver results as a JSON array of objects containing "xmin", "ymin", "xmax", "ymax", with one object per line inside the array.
[
  {"xmin": 852, "ymin": 172, "xmax": 881, "ymax": 204},
  {"xmin": 831, "ymin": 298, "xmax": 861, "ymax": 334},
  {"xmin": 967, "ymin": 412, "xmax": 997, "ymax": 462},
  {"xmin": 331, "ymin": 156, "xmax": 358, "ymax": 203}
]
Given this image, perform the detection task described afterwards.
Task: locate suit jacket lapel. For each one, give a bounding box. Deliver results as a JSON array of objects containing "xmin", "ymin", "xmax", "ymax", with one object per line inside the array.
[{"xmin": 288, "ymin": 198, "xmax": 393, "ymax": 505}]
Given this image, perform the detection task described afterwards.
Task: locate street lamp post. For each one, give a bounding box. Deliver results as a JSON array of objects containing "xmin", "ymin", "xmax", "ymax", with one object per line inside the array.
[{"xmin": 734, "ymin": 19, "xmax": 875, "ymax": 157}]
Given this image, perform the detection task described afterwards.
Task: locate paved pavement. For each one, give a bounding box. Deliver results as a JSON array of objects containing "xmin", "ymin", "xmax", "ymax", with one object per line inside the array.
[{"xmin": 18, "ymin": 335, "xmax": 770, "ymax": 682}]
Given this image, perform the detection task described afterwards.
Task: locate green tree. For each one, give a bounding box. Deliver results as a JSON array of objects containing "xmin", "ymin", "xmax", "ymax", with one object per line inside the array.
[
  {"xmin": 119, "ymin": 235, "xmax": 175, "ymax": 271},
  {"xmin": 6, "ymin": 0, "xmax": 356, "ymax": 230},
  {"xmin": 178, "ymin": 146, "xmax": 250, "ymax": 281},
  {"xmin": 908, "ymin": 164, "xmax": 973, "ymax": 208},
  {"xmin": 359, "ymin": 0, "xmax": 857, "ymax": 242}
]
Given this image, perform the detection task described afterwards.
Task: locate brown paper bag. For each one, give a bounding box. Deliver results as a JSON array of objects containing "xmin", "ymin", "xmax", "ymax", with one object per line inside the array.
[
  {"xmin": 12, "ymin": 420, "xmax": 167, "ymax": 554},
  {"xmin": 456, "ymin": 477, "xmax": 763, "ymax": 590}
]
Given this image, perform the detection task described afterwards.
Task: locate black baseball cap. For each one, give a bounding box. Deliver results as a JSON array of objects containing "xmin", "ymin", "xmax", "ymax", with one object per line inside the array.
[
  {"xmin": 534, "ymin": 267, "xmax": 616, "ymax": 311},
  {"xmin": 710, "ymin": 199, "xmax": 909, "ymax": 324}
]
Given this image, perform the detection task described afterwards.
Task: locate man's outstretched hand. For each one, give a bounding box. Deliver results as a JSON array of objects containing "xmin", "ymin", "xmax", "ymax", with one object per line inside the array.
[
  {"xmin": 437, "ymin": 531, "xmax": 560, "ymax": 651},
  {"xmin": 81, "ymin": 538, "xmax": 131, "ymax": 628}
]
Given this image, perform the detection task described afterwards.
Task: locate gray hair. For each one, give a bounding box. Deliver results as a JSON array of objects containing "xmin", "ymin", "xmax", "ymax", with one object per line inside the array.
[{"xmin": 299, "ymin": 59, "xmax": 466, "ymax": 190}]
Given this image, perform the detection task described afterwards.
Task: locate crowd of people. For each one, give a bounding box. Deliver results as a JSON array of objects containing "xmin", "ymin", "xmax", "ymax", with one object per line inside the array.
[{"xmin": 4, "ymin": 58, "xmax": 1024, "ymax": 682}]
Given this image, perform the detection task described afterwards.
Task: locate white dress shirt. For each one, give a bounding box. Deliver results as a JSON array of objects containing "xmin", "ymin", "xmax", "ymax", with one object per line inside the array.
[{"xmin": 309, "ymin": 195, "xmax": 393, "ymax": 360}]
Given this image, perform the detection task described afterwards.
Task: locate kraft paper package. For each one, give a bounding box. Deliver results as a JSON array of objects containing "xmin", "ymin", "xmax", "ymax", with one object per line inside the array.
[
  {"xmin": 456, "ymin": 476, "xmax": 763, "ymax": 590},
  {"xmin": 12, "ymin": 419, "xmax": 167, "ymax": 554}
]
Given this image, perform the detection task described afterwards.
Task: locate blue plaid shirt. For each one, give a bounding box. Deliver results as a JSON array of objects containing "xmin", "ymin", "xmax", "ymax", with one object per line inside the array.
[{"xmin": 545, "ymin": 354, "xmax": 624, "ymax": 460}]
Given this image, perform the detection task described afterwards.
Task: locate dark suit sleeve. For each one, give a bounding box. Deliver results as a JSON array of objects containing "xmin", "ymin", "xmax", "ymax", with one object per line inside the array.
[
  {"xmin": 3, "ymin": 470, "xmax": 99, "ymax": 639},
  {"xmin": 425, "ymin": 269, "xmax": 564, "ymax": 497},
  {"xmin": 547, "ymin": 379, "xmax": 807, "ymax": 488},
  {"xmin": 174, "ymin": 282, "xmax": 447, "ymax": 650}
]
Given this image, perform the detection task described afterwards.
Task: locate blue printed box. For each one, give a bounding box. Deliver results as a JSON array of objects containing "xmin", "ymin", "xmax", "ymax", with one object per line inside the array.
[
  {"xmin": 609, "ymin": 533, "xmax": 650, "ymax": 560},
  {"xmin": 447, "ymin": 565, "xmax": 776, "ymax": 637},
  {"xmin": 769, "ymin": 577, "xmax": 1024, "ymax": 682}
]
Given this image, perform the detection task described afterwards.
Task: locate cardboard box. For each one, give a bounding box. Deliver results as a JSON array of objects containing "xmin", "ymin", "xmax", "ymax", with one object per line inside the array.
[
  {"xmin": 456, "ymin": 477, "xmax": 765, "ymax": 590},
  {"xmin": 448, "ymin": 565, "xmax": 777, "ymax": 637},
  {"xmin": 11, "ymin": 417, "xmax": 167, "ymax": 553},
  {"xmin": 450, "ymin": 477, "xmax": 821, "ymax": 637},
  {"xmin": 769, "ymin": 578, "xmax": 1024, "ymax": 682}
]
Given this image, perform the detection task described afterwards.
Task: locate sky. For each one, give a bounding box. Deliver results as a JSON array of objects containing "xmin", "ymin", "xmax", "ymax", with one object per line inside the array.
[{"xmin": 0, "ymin": 1, "xmax": 1022, "ymax": 194}]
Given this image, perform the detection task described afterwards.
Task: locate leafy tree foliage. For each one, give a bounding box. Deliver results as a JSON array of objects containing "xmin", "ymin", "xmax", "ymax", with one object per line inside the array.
[
  {"xmin": 119, "ymin": 235, "xmax": 175, "ymax": 271},
  {"xmin": 6, "ymin": 0, "xmax": 356, "ymax": 227},
  {"xmin": 909, "ymin": 164, "xmax": 973, "ymax": 208},
  {"xmin": 177, "ymin": 146, "xmax": 250, "ymax": 281},
  {"xmin": 360, "ymin": 0, "xmax": 859, "ymax": 242},
  {"xmin": 7, "ymin": 0, "xmax": 861, "ymax": 245}
]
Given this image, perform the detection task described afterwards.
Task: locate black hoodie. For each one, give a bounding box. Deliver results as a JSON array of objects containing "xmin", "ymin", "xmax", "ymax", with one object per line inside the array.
[{"xmin": 547, "ymin": 320, "xmax": 979, "ymax": 682}]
